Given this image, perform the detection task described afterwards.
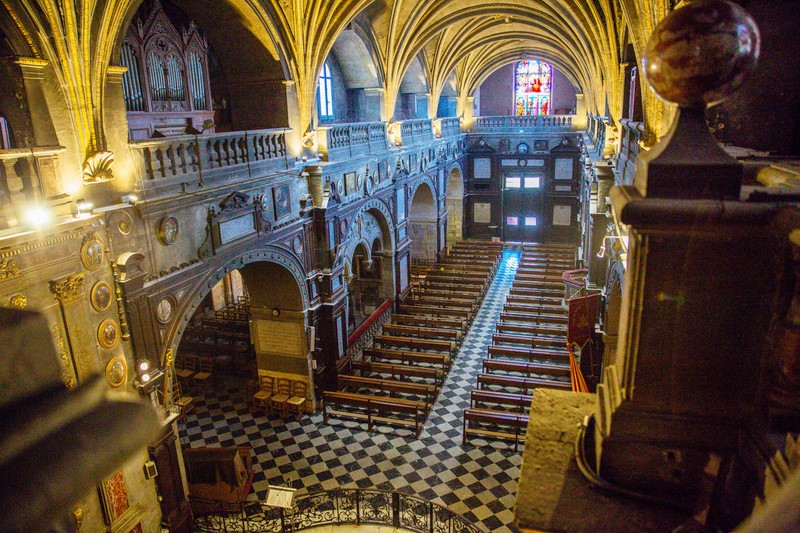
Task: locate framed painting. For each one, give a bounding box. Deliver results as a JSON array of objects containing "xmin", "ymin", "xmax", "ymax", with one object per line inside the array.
[
  {"xmin": 90, "ymin": 281, "xmax": 113, "ymax": 312},
  {"xmin": 344, "ymin": 172, "xmax": 357, "ymax": 195},
  {"xmin": 273, "ymin": 184, "xmax": 291, "ymax": 220}
]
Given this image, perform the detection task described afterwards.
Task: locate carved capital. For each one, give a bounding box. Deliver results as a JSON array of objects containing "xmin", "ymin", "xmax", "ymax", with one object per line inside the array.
[{"xmin": 50, "ymin": 274, "xmax": 86, "ymax": 304}]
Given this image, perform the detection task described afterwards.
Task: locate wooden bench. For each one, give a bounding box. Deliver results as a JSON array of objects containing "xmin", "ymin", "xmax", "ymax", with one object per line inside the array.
[
  {"xmin": 398, "ymin": 305, "xmax": 471, "ymax": 321},
  {"xmin": 381, "ymin": 323, "xmax": 462, "ymax": 342},
  {"xmin": 483, "ymin": 358, "xmax": 570, "ymax": 379},
  {"xmin": 419, "ymin": 281, "xmax": 483, "ymax": 294},
  {"xmin": 338, "ymin": 375, "xmax": 436, "ymax": 407},
  {"xmin": 496, "ymin": 322, "xmax": 566, "ymax": 339},
  {"xmin": 488, "ymin": 344, "xmax": 570, "ymax": 363},
  {"xmin": 492, "ymin": 333, "xmax": 567, "ymax": 349},
  {"xmin": 323, "ymin": 391, "xmax": 426, "ymax": 437},
  {"xmin": 503, "ymin": 303, "xmax": 568, "ymax": 317},
  {"xmin": 509, "ymin": 287, "xmax": 564, "ymax": 298},
  {"xmin": 363, "ymin": 347, "xmax": 450, "ymax": 368},
  {"xmin": 373, "ymin": 334, "xmax": 455, "ymax": 355},
  {"xmin": 513, "ymin": 280, "xmax": 565, "ymax": 290},
  {"xmin": 477, "ymin": 372, "xmax": 571, "ymax": 393},
  {"xmin": 351, "ymin": 359, "xmax": 443, "ymax": 387},
  {"xmin": 462, "ymin": 408, "xmax": 529, "ymax": 450},
  {"xmin": 390, "ymin": 314, "xmax": 466, "ymax": 333},
  {"xmin": 411, "ymin": 287, "xmax": 483, "ymax": 301},
  {"xmin": 500, "ymin": 311, "xmax": 568, "ymax": 325},
  {"xmin": 425, "ymin": 273, "xmax": 488, "ymax": 286},
  {"xmin": 470, "ymin": 389, "xmax": 532, "ymax": 413}
]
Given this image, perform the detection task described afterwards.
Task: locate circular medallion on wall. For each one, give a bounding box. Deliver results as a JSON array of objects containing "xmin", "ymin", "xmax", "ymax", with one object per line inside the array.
[
  {"xmin": 97, "ymin": 318, "xmax": 120, "ymax": 349},
  {"xmin": 81, "ymin": 235, "xmax": 104, "ymax": 271},
  {"xmin": 105, "ymin": 355, "xmax": 127, "ymax": 388},
  {"xmin": 518, "ymin": 159, "xmax": 528, "ymax": 167},
  {"xmin": 90, "ymin": 281, "xmax": 113, "ymax": 312},
  {"xmin": 365, "ymin": 175, "xmax": 374, "ymax": 196},
  {"xmin": 292, "ymin": 235, "xmax": 303, "ymax": 254},
  {"xmin": 340, "ymin": 218, "xmax": 348, "ymax": 236},
  {"xmin": 110, "ymin": 211, "xmax": 134, "ymax": 236},
  {"xmin": 357, "ymin": 174, "xmax": 364, "ymax": 191},
  {"xmin": 517, "ymin": 142, "xmax": 529, "ymax": 154},
  {"xmin": 157, "ymin": 216, "xmax": 179, "ymax": 245},
  {"xmin": 156, "ymin": 297, "xmax": 174, "ymax": 324},
  {"xmin": 260, "ymin": 195, "xmax": 272, "ymax": 221}
]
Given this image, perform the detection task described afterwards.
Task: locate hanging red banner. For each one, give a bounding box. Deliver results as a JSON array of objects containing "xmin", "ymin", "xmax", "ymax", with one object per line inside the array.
[{"xmin": 567, "ymin": 293, "xmax": 600, "ymax": 348}]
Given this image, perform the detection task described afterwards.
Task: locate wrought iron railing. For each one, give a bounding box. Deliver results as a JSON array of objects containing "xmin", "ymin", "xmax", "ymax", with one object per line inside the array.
[
  {"xmin": 191, "ymin": 488, "xmax": 485, "ymax": 532},
  {"xmin": 344, "ymin": 299, "xmax": 393, "ymax": 359}
]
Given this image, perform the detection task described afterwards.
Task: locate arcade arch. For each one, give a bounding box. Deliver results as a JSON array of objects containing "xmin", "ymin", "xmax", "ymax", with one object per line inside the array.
[
  {"xmin": 445, "ymin": 165, "xmax": 464, "ymax": 247},
  {"xmin": 408, "ymin": 181, "xmax": 437, "ymax": 265}
]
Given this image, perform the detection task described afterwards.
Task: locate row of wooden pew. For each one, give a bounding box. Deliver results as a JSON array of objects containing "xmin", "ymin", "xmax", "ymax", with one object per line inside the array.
[
  {"xmin": 324, "ymin": 240, "xmax": 504, "ymax": 436},
  {"xmin": 463, "ymin": 243, "xmax": 576, "ymax": 450}
]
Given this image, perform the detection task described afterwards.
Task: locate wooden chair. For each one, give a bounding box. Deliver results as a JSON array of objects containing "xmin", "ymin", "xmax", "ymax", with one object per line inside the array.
[
  {"xmin": 174, "ymin": 355, "xmax": 195, "ymax": 385},
  {"xmin": 252, "ymin": 375, "xmax": 275, "ymax": 415},
  {"xmin": 193, "ymin": 357, "xmax": 214, "ymax": 387},
  {"xmin": 270, "ymin": 378, "xmax": 292, "ymax": 417},
  {"xmin": 286, "ymin": 380, "xmax": 308, "ymax": 419},
  {"xmin": 173, "ymin": 382, "xmax": 194, "ymax": 424}
]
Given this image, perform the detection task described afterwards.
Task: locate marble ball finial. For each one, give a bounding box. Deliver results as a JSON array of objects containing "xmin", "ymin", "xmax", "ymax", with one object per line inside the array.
[{"xmin": 643, "ymin": 0, "xmax": 760, "ymax": 108}]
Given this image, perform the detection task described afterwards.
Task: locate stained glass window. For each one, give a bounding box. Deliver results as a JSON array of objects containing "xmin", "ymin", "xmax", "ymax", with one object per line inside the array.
[{"xmin": 514, "ymin": 60, "xmax": 552, "ymax": 116}]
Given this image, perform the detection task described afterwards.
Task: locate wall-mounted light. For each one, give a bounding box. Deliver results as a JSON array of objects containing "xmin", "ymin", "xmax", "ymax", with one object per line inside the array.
[
  {"xmin": 121, "ymin": 193, "xmax": 139, "ymax": 205},
  {"xmin": 74, "ymin": 199, "xmax": 93, "ymax": 219},
  {"xmin": 25, "ymin": 205, "xmax": 51, "ymax": 229}
]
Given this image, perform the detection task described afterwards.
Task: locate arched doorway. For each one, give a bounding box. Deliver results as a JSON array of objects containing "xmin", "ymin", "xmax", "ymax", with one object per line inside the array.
[
  {"xmin": 445, "ymin": 166, "xmax": 464, "ymax": 247},
  {"xmin": 408, "ymin": 182, "xmax": 437, "ymax": 265},
  {"xmin": 174, "ymin": 259, "xmax": 309, "ymax": 410}
]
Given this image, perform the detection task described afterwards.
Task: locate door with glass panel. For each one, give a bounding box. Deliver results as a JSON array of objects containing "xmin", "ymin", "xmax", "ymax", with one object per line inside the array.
[{"xmin": 502, "ymin": 173, "xmax": 543, "ymax": 242}]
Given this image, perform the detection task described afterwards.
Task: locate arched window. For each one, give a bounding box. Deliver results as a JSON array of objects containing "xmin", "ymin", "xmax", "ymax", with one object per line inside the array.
[
  {"xmin": 317, "ymin": 62, "xmax": 334, "ymax": 120},
  {"xmin": 514, "ymin": 60, "xmax": 552, "ymax": 116}
]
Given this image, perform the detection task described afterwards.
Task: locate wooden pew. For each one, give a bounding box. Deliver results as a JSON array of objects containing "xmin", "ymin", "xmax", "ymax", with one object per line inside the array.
[
  {"xmin": 363, "ymin": 347, "xmax": 450, "ymax": 368},
  {"xmin": 492, "ymin": 333, "xmax": 567, "ymax": 350},
  {"xmin": 500, "ymin": 311, "xmax": 568, "ymax": 326},
  {"xmin": 504, "ymin": 303, "xmax": 568, "ymax": 317},
  {"xmin": 351, "ymin": 359, "xmax": 444, "ymax": 387},
  {"xmin": 483, "ymin": 358, "xmax": 570, "ymax": 378},
  {"xmin": 381, "ymin": 323, "xmax": 462, "ymax": 342},
  {"xmin": 462, "ymin": 408, "xmax": 529, "ymax": 450},
  {"xmin": 412, "ymin": 287, "xmax": 483, "ymax": 301},
  {"xmin": 496, "ymin": 322, "xmax": 566, "ymax": 339},
  {"xmin": 338, "ymin": 374, "xmax": 436, "ymax": 405},
  {"xmin": 513, "ymin": 280, "xmax": 565, "ymax": 290},
  {"xmin": 390, "ymin": 314, "xmax": 467, "ymax": 333},
  {"xmin": 488, "ymin": 345, "xmax": 570, "ymax": 363},
  {"xmin": 425, "ymin": 273, "xmax": 489, "ymax": 285},
  {"xmin": 470, "ymin": 389, "xmax": 532, "ymax": 413},
  {"xmin": 509, "ymin": 287, "xmax": 564, "ymax": 298},
  {"xmin": 323, "ymin": 391, "xmax": 426, "ymax": 437},
  {"xmin": 372, "ymin": 334, "xmax": 456, "ymax": 355},
  {"xmin": 398, "ymin": 305, "xmax": 471, "ymax": 321},
  {"xmin": 477, "ymin": 372, "xmax": 571, "ymax": 393}
]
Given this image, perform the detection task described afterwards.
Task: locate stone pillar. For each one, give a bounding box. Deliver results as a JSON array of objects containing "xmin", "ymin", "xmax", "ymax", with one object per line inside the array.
[
  {"xmin": 573, "ymin": 93, "xmax": 587, "ymax": 129},
  {"xmin": 15, "ymin": 58, "xmax": 59, "ymax": 147},
  {"xmin": 363, "ymin": 88, "xmax": 385, "ymax": 122}
]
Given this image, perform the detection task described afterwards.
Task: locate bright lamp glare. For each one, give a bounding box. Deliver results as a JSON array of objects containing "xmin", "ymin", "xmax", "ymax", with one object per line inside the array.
[
  {"xmin": 140, "ymin": 373, "xmax": 151, "ymax": 383},
  {"xmin": 26, "ymin": 206, "xmax": 51, "ymax": 228},
  {"xmin": 138, "ymin": 361, "xmax": 150, "ymax": 372}
]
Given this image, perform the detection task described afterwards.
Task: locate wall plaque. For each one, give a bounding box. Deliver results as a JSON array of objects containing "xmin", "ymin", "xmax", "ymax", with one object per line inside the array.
[
  {"xmin": 219, "ymin": 214, "xmax": 255, "ymax": 244},
  {"xmin": 555, "ymin": 158, "xmax": 574, "ymax": 180},
  {"xmin": 553, "ymin": 204, "xmax": 573, "ymax": 226},
  {"xmin": 473, "ymin": 203, "xmax": 491, "ymax": 224},
  {"xmin": 473, "ymin": 158, "xmax": 491, "ymax": 179},
  {"xmin": 253, "ymin": 318, "xmax": 306, "ymax": 357}
]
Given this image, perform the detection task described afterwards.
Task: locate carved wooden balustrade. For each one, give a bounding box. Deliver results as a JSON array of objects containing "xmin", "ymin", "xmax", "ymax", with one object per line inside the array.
[
  {"xmin": 131, "ymin": 128, "xmax": 289, "ymax": 196},
  {"xmin": 472, "ymin": 115, "xmax": 573, "ymax": 132},
  {"xmin": 615, "ymin": 119, "xmax": 644, "ymax": 186},
  {"xmin": 321, "ymin": 121, "xmax": 388, "ymax": 161},
  {"xmin": 0, "ymin": 146, "xmax": 66, "ymax": 228}
]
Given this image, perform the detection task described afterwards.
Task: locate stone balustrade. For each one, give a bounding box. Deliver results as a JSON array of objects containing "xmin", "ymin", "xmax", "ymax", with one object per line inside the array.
[
  {"xmin": 471, "ymin": 115, "xmax": 573, "ymax": 132},
  {"xmin": 0, "ymin": 146, "xmax": 66, "ymax": 228},
  {"xmin": 397, "ymin": 119, "xmax": 433, "ymax": 147},
  {"xmin": 439, "ymin": 117, "xmax": 461, "ymax": 138},
  {"xmin": 321, "ymin": 121, "xmax": 388, "ymax": 160},
  {"xmin": 131, "ymin": 128, "xmax": 289, "ymax": 194}
]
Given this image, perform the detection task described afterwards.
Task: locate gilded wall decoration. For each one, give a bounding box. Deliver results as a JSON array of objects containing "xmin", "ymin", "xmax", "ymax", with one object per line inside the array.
[
  {"xmin": 80, "ymin": 233, "xmax": 105, "ymax": 271},
  {"xmin": 8, "ymin": 294, "xmax": 27, "ymax": 308},
  {"xmin": 49, "ymin": 274, "xmax": 86, "ymax": 304},
  {"xmin": 157, "ymin": 216, "xmax": 179, "ymax": 245},
  {"xmin": 0, "ymin": 259, "xmax": 21, "ymax": 281},
  {"xmin": 97, "ymin": 318, "xmax": 120, "ymax": 349},
  {"xmin": 52, "ymin": 323, "xmax": 76, "ymax": 388},
  {"xmin": 105, "ymin": 355, "xmax": 127, "ymax": 388},
  {"xmin": 90, "ymin": 281, "xmax": 113, "ymax": 312}
]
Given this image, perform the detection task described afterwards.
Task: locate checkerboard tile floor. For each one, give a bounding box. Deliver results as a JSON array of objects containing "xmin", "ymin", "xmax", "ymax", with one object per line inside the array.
[{"xmin": 179, "ymin": 248, "xmax": 523, "ymax": 532}]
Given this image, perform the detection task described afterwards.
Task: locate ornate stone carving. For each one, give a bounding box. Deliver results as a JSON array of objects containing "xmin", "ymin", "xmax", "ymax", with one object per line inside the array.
[
  {"xmin": 49, "ymin": 274, "xmax": 86, "ymax": 304},
  {"xmin": 53, "ymin": 323, "xmax": 75, "ymax": 389},
  {"xmin": 0, "ymin": 259, "xmax": 21, "ymax": 281},
  {"xmin": 8, "ymin": 294, "xmax": 27, "ymax": 308},
  {"xmin": 83, "ymin": 151, "xmax": 115, "ymax": 183}
]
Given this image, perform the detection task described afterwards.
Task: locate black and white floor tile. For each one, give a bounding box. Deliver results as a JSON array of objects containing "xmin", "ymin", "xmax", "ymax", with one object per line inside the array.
[{"xmin": 179, "ymin": 248, "xmax": 523, "ymax": 532}]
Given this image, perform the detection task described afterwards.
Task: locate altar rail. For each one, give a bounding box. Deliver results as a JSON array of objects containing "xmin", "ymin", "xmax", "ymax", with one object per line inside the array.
[
  {"xmin": 191, "ymin": 488, "xmax": 484, "ymax": 533},
  {"xmin": 322, "ymin": 121, "xmax": 388, "ymax": 160},
  {"xmin": 131, "ymin": 128, "xmax": 289, "ymax": 193},
  {"xmin": 471, "ymin": 115, "xmax": 573, "ymax": 132},
  {"xmin": 345, "ymin": 299, "xmax": 393, "ymax": 359}
]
